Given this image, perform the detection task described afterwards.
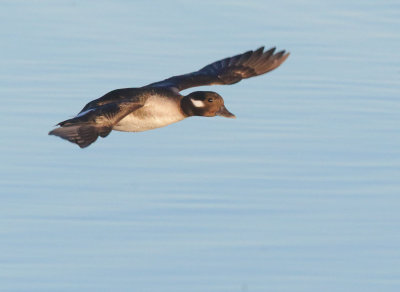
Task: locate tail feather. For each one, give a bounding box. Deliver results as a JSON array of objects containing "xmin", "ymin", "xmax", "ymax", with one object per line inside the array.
[{"xmin": 49, "ymin": 124, "xmax": 112, "ymax": 148}]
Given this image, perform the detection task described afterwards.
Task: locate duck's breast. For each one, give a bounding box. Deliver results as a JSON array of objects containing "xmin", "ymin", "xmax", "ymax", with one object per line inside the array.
[{"xmin": 113, "ymin": 95, "xmax": 185, "ymax": 132}]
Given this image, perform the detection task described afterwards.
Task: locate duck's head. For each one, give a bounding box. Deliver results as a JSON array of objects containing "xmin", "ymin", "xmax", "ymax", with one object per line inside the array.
[{"xmin": 181, "ymin": 91, "xmax": 235, "ymax": 118}]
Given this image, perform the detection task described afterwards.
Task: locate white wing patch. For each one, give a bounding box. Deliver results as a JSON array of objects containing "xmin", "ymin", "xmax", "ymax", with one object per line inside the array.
[
  {"xmin": 76, "ymin": 109, "xmax": 95, "ymax": 118},
  {"xmin": 191, "ymin": 99, "xmax": 205, "ymax": 108}
]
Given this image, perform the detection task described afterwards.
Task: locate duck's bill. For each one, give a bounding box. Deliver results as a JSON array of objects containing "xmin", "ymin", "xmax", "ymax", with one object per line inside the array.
[{"xmin": 216, "ymin": 105, "xmax": 236, "ymax": 118}]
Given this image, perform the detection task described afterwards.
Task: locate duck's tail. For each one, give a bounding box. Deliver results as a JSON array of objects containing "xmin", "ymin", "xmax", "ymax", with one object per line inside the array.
[{"xmin": 49, "ymin": 123, "xmax": 112, "ymax": 148}]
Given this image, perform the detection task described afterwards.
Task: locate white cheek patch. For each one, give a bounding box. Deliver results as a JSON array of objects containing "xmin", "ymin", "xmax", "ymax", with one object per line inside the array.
[{"xmin": 191, "ymin": 99, "xmax": 205, "ymax": 108}]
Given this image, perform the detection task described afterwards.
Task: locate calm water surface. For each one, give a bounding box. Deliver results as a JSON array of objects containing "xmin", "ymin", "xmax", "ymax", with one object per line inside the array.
[{"xmin": 1, "ymin": 1, "xmax": 400, "ymax": 291}]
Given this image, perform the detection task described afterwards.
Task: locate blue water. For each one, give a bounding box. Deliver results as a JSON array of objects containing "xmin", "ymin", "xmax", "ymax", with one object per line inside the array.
[{"xmin": 1, "ymin": 1, "xmax": 400, "ymax": 291}]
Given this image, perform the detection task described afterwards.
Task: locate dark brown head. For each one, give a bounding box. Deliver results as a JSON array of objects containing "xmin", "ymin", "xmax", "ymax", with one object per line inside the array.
[{"xmin": 181, "ymin": 91, "xmax": 235, "ymax": 118}]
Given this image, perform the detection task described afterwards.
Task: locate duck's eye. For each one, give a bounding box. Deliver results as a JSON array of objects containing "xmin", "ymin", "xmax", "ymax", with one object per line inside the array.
[{"xmin": 208, "ymin": 98, "xmax": 213, "ymax": 102}]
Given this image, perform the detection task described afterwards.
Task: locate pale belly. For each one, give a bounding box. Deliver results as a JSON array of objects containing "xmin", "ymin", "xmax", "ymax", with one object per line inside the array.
[{"xmin": 112, "ymin": 97, "xmax": 185, "ymax": 132}]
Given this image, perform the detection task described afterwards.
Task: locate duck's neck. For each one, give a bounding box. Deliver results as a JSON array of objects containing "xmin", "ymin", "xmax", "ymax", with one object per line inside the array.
[{"xmin": 180, "ymin": 96, "xmax": 197, "ymax": 117}]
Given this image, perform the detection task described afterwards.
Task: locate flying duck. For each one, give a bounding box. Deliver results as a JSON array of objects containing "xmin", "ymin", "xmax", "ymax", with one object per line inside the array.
[{"xmin": 49, "ymin": 46, "xmax": 289, "ymax": 148}]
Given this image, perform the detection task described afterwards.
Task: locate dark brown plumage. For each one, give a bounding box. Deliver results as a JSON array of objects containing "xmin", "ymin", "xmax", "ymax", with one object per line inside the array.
[{"xmin": 147, "ymin": 47, "xmax": 289, "ymax": 91}]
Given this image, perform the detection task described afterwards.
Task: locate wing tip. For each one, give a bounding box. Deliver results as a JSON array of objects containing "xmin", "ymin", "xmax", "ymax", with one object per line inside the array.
[
  {"xmin": 255, "ymin": 46, "xmax": 265, "ymax": 54},
  {"xmin": 278, "ymin": 50, "xmax": 290, "ymax": 62}
]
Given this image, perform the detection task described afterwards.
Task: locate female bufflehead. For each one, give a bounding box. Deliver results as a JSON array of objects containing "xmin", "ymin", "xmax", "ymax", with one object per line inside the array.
[{"xmin": 49, "ymin": 46, "xmax": 289, "ymax": 148}]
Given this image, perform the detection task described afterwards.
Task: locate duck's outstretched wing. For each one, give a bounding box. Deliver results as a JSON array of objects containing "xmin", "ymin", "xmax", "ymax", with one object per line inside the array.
[
  {"xmin": 79, "ymin": 88, "xmax": 141, "ymax": 113},
  {"xmin": 49, "ymin": 99, "xmax": 143, "ymax": 148},
  {"xmin": 146, "ymin": 46, "xmax": 289, "ymax": 92}
]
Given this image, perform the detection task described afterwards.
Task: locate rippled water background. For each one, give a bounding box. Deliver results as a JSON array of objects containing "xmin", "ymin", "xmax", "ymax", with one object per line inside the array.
[{"xmin": 1, "ymin": 1, "xmax": 400, "ymax": 291}]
